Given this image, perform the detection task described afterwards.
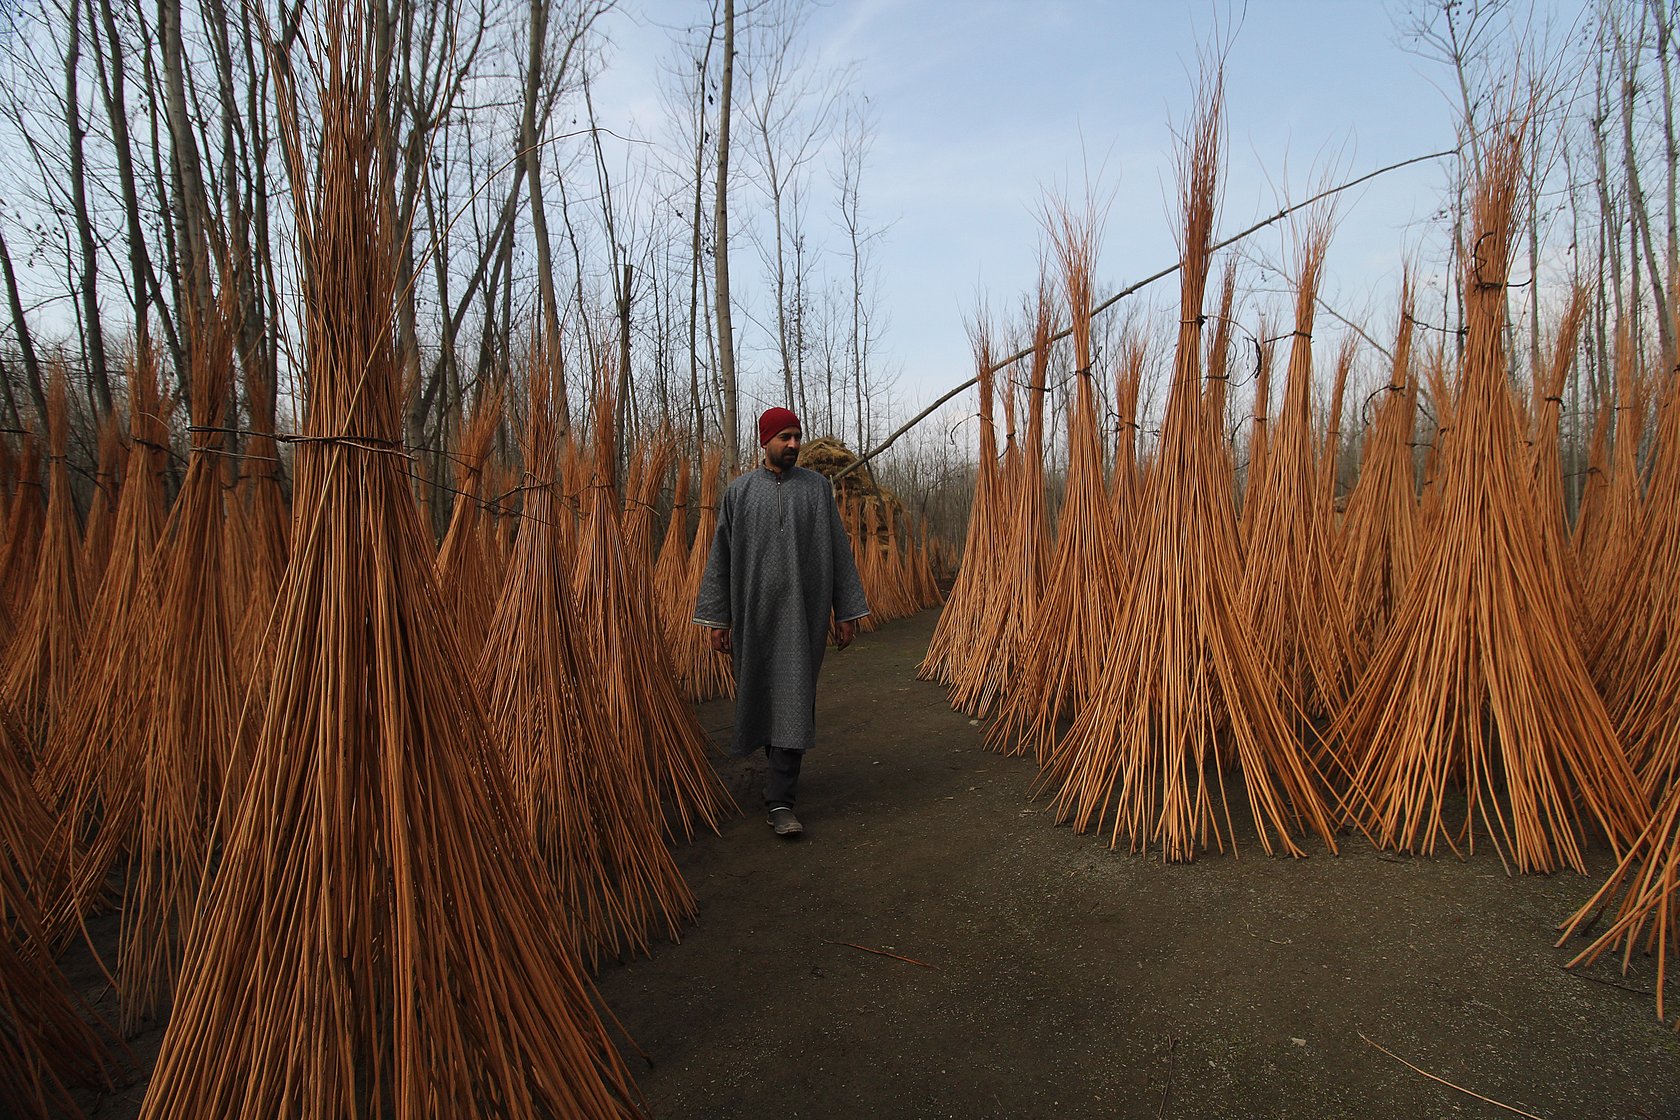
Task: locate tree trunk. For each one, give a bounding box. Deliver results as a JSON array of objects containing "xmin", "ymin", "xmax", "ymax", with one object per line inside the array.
[
  {"xmin": 714, "ymin": 0, "xmax": 739, "ymax": 468},
  {"xmin": 65, "ymin": 0, "xmax": 112, "ymax": 413},
  {"xmin": 0, "ymin": 223, "xmax": 47, "ymax": 424}
]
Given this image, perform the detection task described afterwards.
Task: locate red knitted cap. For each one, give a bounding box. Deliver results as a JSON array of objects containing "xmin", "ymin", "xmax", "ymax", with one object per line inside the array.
[{"xmin": 758, "ymin": 407, "xmax": 801, "ymax": 446}]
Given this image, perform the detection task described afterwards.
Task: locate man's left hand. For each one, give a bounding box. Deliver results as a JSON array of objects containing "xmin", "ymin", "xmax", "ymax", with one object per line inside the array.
[{"xmin": 835, "ymin": 619, "xmax": 857, "ymax": 650}]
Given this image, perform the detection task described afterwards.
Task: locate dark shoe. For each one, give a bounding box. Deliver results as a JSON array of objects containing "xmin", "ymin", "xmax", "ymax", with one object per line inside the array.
[{"xmin": 767, "ymin": 807, "xmax": 804, "ymax": 838}]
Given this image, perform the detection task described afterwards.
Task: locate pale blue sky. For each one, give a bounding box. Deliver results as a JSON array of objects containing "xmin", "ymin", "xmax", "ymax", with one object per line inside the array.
[{"xmin": 597, "ymin": 0, "xmax": 1499, "ymax": 418}]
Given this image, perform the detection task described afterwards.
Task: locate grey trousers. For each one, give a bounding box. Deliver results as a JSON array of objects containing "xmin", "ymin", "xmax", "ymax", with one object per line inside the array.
[{"xmin": 764, "ymin": 745, "xmax": 804, "ymax": 810}]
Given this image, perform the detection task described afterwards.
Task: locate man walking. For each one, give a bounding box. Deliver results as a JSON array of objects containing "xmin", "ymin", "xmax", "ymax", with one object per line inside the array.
[{"xmin": 694, "ymin": 408, "xmax": 871, "ymax": 838}]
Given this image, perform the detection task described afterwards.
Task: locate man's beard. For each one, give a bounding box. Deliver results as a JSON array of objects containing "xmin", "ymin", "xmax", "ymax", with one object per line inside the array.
[{"xmin": 777, "ymin": 448, "xmax": 798, "ymax": 467}]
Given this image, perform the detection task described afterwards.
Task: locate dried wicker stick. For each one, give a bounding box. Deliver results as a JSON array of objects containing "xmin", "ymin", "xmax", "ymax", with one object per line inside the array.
[
  {"xmin": 481, "ymin": 355, "xmax": 696, "ymax": 968},
  {"xmin": 140, "ymin": 18, "xmax": 644, "ymax": 1113},
  {"xmin": 572, "ymin": 361, "xmax": 734, "ymax": 841},
  {"xmin": 1042, "ymin": 84, "xmax": 1340, "ymax": 860},
  {"xmin": 1333, "ymin": 123, "xmax": 1645, "ymax": 874},
  {"xmin": 1, "ymin": 366, "xmax": 87, "ymax": 755}
]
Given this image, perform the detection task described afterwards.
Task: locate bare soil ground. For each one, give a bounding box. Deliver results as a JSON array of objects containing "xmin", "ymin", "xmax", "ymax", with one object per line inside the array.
[
  {"xmin": 76, "ymin": 606, "xmax": 1680, "ymax": 1118},
  {"xmin": 596, "ymin": 607, "xmax": 1680, "ymax": 1119}
]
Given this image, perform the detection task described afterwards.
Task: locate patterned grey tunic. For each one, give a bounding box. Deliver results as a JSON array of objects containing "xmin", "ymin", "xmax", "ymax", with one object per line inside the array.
[{"xmin": 693, "ymin": 465, "xmax": 871, "ymax": 756}]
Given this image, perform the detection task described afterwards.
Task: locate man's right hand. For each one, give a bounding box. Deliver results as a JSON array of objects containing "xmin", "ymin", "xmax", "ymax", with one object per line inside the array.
[{"xmin": 709, "ymin": 628, "xmax": 732, "ymax": 654}]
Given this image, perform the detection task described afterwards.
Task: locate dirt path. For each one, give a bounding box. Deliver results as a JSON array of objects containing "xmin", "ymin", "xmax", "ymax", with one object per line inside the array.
[{"xmin": 595, "ymin": 608, "xmax": 1680, "ymax": 1119}]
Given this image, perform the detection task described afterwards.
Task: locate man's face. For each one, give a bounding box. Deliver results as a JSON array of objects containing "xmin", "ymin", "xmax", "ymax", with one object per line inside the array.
[{"xmin": 765, "ymin": 426, "xmax": 801, "ymax": 471}]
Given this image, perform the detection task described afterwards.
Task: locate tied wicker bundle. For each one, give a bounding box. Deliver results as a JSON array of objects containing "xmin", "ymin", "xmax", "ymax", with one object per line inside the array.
[
  {"xmin": 1, "ymin": 365, "xmax": 86, "ymax": 754},
  {"xmin": 1562, "ymin": 362, "xmax": 1680, "ymax": 1024},
  {"xmin": 2, "ymin": 364, "xmax": 85, "ymax": 758},
  {"xmin": 1338, "ymin": 279, "xmax": 1420, "ymax": 663},
  {"xmin": 35, "ymin": 339, "xmax": 169, "ymax": 920},
  {"xmin": 1579, "ymin": 320, "xmax": 1649, "ymax": 663},
  {"xmin": 139, "ymin": 17, "xmax": 643, "ymax": 1117},
  {"xmin": 920, "ymin": 327, "xmax": 1004, "ymax": 687},
  {"xmin": 1525, "ymin": 288, "xmax": 1590, "ymax": 652},
  {"xmin": 1333, "ymin": 122, "xmax": 1645, "ymax": 874},
  {"xmin": 949, "ymin": 286, "xmax": 1051, "ymax": 721},
  {"xmin": 118, "ymin": 279, "xmax": 242, "ymax": 1029},
  {"xmin": 481, "ymin": 358, "xmax": 695, "ymax": 968},
  {"xmin": 571, "ymin": 364, "xmax": 733, "ymax": 841},
  {"xmin": 985, "ymin": 210, "xmax": 1124, "ymax": 763},
  {"xmin": 1237, "ymin": 218, "xmax": 1357, "ymax": 724},
  {"xmin": 1042, "ymin": 84, "xmax": 1339, "ymax": 861}
]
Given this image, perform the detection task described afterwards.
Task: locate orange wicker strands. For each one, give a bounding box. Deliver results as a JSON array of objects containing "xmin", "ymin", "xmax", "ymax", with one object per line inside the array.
[
  {"xmin": 435, "ymin": 388, "xmax": 506, "ymax": 665},
  {"xmin": 0, "ymin": 366, "xmax": 86, "ymax": 754},
  {"xmin": 80, "ymin": 412, "xmax": 125, "ymax": 589},
  {"xmin": 910, "ymin": 518, "xmax": 945, "ymax": 609},
  {"xmin": 919, "ymin": 328, "xmax": 1003, "ymax": 687},
  {"xmin": 1578, "ymin": 320, "xmax": 1648, "ymax": 661},
  {"xmin": 623, "ymin": 431, "xmax": 676, "ymax": 569},
  {"xmin": 1601, "ymin": 360, "xmax": 1680, "ymax": 792},
  {"xmin": 1571, "ymin": 388, "xmax": 1613, "ymax": 567},
  {"xmin": 118, "ymin": 281, "xmax": 244, "ymax": 1028},
  {"xmin": 0, "ymin": 436, "xmax": 44, "ymax": 622},
  {"xmin": 676, "ymin": 447, "xmax": 736, "ymax": 701},
  {"xmin": 138, "ymin": 19, "xmax": 645, "ymax": 1115},
  {"xmin": 950, "ymin": 290, "xmax": 1050, "ymax": 719},
  {"xmin": 571, "ymin": 362, "xmax": 734, "ymax": 841},
  {"xmin": 984, "ymin": 211, "xmax": 1124, "ymax": 763},
  {"xmin": 1109, "ymin": 329, "xmax": 1147, "ymax": 527},
  {"xmin": 1041, "ymin": 86, "xmax": 1340, "ymax": 861},
  {"xmin": 480, "ymin": 358, "xmax": 696, "ymax": 968},
  {"xmin": 1332, "ymin": 124, "xmax": 1645, "ymax": 874},
  {"xmin": 1237, "ymin": 219, "xmax": 1357, "ymax": 723},
  {"xmin": 1337, "ymin": 280, "xmax": 1421, "ymax": 663},
  {"xmin": 1318, "ymin": 334, "xmax": 1355, "ymax": 520},
  {"xmin": 229, "ymin": 346, "xmax": 293, "ymax": 684},
  {"xmin": 1526, "ymin": 288, "xmax": 1590, "ymax": 651}
]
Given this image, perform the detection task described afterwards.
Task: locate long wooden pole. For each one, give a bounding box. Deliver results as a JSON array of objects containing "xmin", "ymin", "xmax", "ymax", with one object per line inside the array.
[{"xmin": 835, "ymin": 147, "xmax": 1459, "ymax": 481}]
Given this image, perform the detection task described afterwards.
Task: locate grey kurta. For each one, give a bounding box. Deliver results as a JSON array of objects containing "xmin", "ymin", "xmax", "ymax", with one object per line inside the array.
[{"xmin": 693, "ymin": 465, "xmax": 870, "ymax": 756}]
